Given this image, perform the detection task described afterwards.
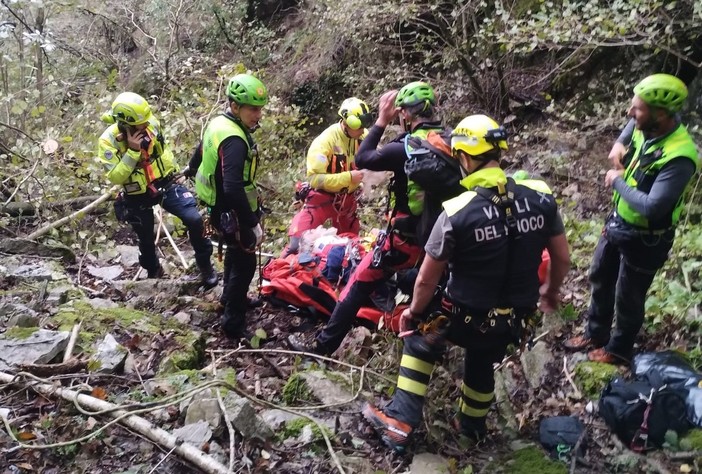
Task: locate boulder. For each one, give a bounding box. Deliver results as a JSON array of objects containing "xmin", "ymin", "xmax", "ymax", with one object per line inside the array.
[
  {"xmin": 0, "ymin": 329, "xmax": 70, "ymax": 370},
  {"xmin": 172, "ymin": 420, "xmax": 212, "ymax": 447},
  {"xmin": 184, "ymin": 392, "xmax": 224, "ymax": 435},
  {"xmin": 87, "ymin": 265, "xmax": 124, "ymax": 281},
  {"xmin": 115, "ymin": 245, "xmax": 140, "ymax": 267},
  {"xmin": 519, "ymin": 341, "xmax": 555, "ymax": 389},
  {"xmin": 0, "ymin": 238, "xmax": 75, "ymax": 263},
  {"xmin": 224, "ymin": 394, "xmax": 273, "ymax": 441},
  {"xmin": 299, "ymin": 370, "xmax": 356, "ymax": 406},
  {"xmin": 409, "ymin": 452, "xmax": 451, "ymax": 473},
  {"xmin": 89, "ymin": 334, "xmax": 127, "ymax": 373}
]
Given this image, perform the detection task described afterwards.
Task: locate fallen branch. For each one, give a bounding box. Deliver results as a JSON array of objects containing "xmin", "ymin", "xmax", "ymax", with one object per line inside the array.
[
  {"xmin": 210, "ymin": 350, "xmax": 235, "ymax": 473},
  {"xmin": 0, "ymin": 195, "xmax": 110, "ymax": 217},
  {"xmin": 205, "ymin": 347, "xmax": 395, "ymax": 385},
  {"xmin": 17, "ymin": 359, "xmax": 87, "ymax": 377},
  {"xmin": 563, "ymin": 355, "xmax": 583, "ymax": 399},
  {"xmin": 3, "ymin": 159, "xmax": 40, "ymax": 208},
  {"xmin": 569, "ymin": 429, "xmax": 587, "ymax": 474},
  {"xmin": 26, "ymin": 185, "xmax": 120, "ymax": 240},
  {"xmin": 667, "ymin": 450, "xmax": 702, "ymax": 460},
  {"xmin": 610, "ymin": 435, "xmax": 671, "ymax": 474},
  {"xmin": 63, "ymin": 323, "xmax": 82, "ymax": 363},
  {"xmin": 0, "ymin": 370, "xmax": 230, "ymax": 474},
  {"xmin": 495, "ymin": 331, "xmax": 550, "ymax": 371}
]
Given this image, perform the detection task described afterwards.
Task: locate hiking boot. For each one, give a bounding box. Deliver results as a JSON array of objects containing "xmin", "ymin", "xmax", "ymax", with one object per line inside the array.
[
  {"xmin": 563, "ymin": 335, "xmax": 605, "ymax": 351},
  {"xmin": 287, "ymin": 334, "xmax": 327, "ymax": 355},
  {"xmin": 222, "ymin": 315, "xmax": 250, "ymax": 340},
  {"xmin": 147, "ymin": 264, "xmax": 165, "ymax": 279},
  {"xmin": 198, "ymin": 262, "xmax": 218, "ymax": 290},
  {"xmin": 247, "ymin": 296, "xmax": 263, "ymax": 308},
  {"xmin": 587, "ymin": 348, "xmax": 629, "ymax": 365},
  {"xmin": 218, "ymin": 297, "xmax": 263, "ymax": 313},
  {"xmin": 362, "ymin": 402, "xmax": 413, "ymax": 453},
  {"xmin": 454, "ymin": 416, "xmax": 487, "ymax": 441}
]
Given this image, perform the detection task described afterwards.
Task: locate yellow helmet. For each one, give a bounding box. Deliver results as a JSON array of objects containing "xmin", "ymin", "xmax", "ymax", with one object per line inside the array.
[
  {"xmin": 451, "ymin": 114, "xmax": 508, "ymax": 157},
  {"xmin": 111, "ymin": 92, "xmax": 152, "ymax": 125},
  {"xmin": 338, "ymin": 97, "xmax": 373, "ymax": 130}
]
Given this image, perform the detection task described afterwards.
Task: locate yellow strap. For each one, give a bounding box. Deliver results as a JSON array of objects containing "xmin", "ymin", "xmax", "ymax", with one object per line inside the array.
[
  {"xmin": 397, "ymin": 376, "xmax": 428, "ymax": 396},
  {"xmin": 459, "ymin": 399, "xmax": 490, "ymax": 417},
  {"xmin": 461, "ymin": 383, "xmax": 494, "ymax": 403},
  {"xmin": 400, "ymin": 354, "xmax": 434, "ymax": 375},
  {"xmin": 494, "ymin": 308, "xmax": 512, "ymax": 315}
]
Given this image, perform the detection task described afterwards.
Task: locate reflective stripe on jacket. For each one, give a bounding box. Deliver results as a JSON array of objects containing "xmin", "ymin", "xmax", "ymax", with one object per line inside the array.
[
  {"xmin": 97, "ymin": 117, "xmax": 175, "ymax": 195},
  {"xmin": 305, "ymin": 122, "xmax": 367, "ymax": 193}
]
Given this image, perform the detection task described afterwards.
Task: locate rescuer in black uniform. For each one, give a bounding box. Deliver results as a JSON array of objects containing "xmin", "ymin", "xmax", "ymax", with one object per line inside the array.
[{"xmin": 362, "ymin": 114, "xmax": 571, "ymax": 452}]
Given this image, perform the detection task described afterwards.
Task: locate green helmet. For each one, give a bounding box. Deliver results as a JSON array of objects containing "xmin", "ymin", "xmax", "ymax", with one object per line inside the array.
[
  {"xmin": 111, "ymin": 92, "xmax": 152, "ymax": 125},
  {"xmin": 395, "ymin": 81, "xmax": 436, "ymax": 108},
  {"xmin": 633, "ymin": 74, "xmax": 687, "ymax": 113},
  {"xmin": 227, "ymin": 74, "xmax": 268, "ymax": 107}
]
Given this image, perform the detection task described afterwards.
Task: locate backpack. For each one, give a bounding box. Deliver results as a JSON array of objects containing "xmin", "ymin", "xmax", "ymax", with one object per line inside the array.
[
  {"xmin": 598, "ymin": 371, "xmax": 690, "ymax": 451},
  {"xmin": 403, "ymin": 130, "xmax": 464, "ymax": 200},
  {"xmin": 403, "ymin": 131, "xmax": 465, "ymax": 245},
  {"xmin": 260, "ymin": 254, "xmax": 338, "ymax": 317},
  {"xmin": 539, "ymin": 416, "xmax": 586, "ymax": 460}
]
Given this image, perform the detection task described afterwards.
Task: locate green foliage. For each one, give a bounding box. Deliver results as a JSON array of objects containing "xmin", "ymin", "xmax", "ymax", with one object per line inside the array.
[
  {"xmin": 282, "ymin": 373, "xmax": 315, "ymax": 405},
  {"xmin": 680, "ymin": 429, "xmax": 702, "ymax": 451},
  {"xmin": 278, "ymin": 418, "xmax": 330, "ymax": 443},
  {"xmin": 487, "ymin": 446, "xmax": 567, "ymax": 474},
  {"xmin": 556, "ymin": 303, "xmax": 578, "ymax": 322},
  {"xmin": 4, "ymin": 326, "xmax": 40, "ymax": 340},
  {"xmin": 645, "ymin": 223, "xmax": 702, "ymax": 330},
  {"xmin": 250, "ymin": 328, "xmax": 267, "ymax": 349},
  {"xmin": 573, "ymin": 361, "xmax": 621, "ymax": 399}
]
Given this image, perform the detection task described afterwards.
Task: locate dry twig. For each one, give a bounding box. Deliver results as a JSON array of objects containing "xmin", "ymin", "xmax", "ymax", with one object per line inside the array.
[
  {"xmin": 563, "ymin": 355, "xmax": 583, "ymax": 399},
  {"xmin": 27, "ymin": 185, "xmax": 120, "ymax": 240},
  {"xmin": 210, "ymin": 350, "xmax": 235, "ymax": 473},
  {"xmin": 63, "ymin": 322, "xmax": 82, "ymax": 363}
]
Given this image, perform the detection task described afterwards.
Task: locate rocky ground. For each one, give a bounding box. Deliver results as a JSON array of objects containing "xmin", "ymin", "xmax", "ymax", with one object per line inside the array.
[{"xmin": 1, "ymin": 128, "xmax": 701, "ymax": 474}]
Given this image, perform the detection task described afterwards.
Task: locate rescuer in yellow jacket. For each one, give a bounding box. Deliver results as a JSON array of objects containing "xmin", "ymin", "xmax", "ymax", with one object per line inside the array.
[
  {"xmin": 98, "ymin": 92, "xmax": 217, "ymax": 287},
  {"xmin": 285, "ymin": 97, "xmax": 372, "ymax": 254}
]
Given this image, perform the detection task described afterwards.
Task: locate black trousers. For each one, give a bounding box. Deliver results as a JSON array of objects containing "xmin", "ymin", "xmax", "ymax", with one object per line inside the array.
[
  {"xmin": 384, "ymin": 309, "xmax": 517, "ymax": 430},
  {"xmin": 123, "ymin": 184, "xmax": 212, "ymax": 273},
  {"xmin": 212, "ymin": 209, "xmax": 258, "ymax": 336},
  {"xmin": 585, "ymin": 217, "xmax": 674, "ymax": 358}
]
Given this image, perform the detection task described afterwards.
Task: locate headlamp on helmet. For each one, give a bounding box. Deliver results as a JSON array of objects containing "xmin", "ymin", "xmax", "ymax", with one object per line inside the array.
[
  {"xmin": 451, "ymin": 114, "xmax": 508, "ymax": 157},
  {"xmin": 111, "ymin": 92, "xmax": 152, "ymax": 126}
]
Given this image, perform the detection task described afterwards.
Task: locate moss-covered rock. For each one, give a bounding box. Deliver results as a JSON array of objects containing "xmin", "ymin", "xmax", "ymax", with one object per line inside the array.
[
  {"xmin": 4, "ymin": 326, "xmax": 40, "ymax": 339},
  {"xmin": 488, "ymin": 446, "xmax": 567, "ymax": 474},
  {"xmin": 278, "ymin": 418, "xmax": 329, "ymax": 443},
  {"xmin": 573, "ymin": 361, "xmax": 621, "ymax": 399},
  {"xmin": 53, "ymin": 299, "xmax": 206, "ymax": 374},
  {"xmin": 282, "ymin": 372, "xmax": 315, "ymax": 405},
  {"xmin": 157, "ymin": 331, "xmax": 206, "ymax": 373},
  {"xmin": 680, "ymin": 428, "xmax": 702, "ymax": 451}
]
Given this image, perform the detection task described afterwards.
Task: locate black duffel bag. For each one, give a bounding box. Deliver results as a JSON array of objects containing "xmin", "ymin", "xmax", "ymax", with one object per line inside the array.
[{"xmin": 598, "ymin": 371, "xmax": 689, "ymax": 452}]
